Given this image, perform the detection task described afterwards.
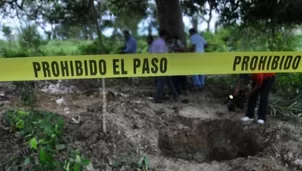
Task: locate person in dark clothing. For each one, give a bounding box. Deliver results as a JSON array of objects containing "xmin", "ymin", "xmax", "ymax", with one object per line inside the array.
[
  {"xmin": 233, "ymin": 74, "xmax": 251, "ymax": 95},
  {"xmin": 150, "ymin": 29, "xmax": 179, "ymax": 103},
  {"xmin": 236, "ymin": 73, "xmax": 276, "ymax": 124},
  {"xmin": 166, "ymin": 35, "xmax": 188, "ymax": 95}
]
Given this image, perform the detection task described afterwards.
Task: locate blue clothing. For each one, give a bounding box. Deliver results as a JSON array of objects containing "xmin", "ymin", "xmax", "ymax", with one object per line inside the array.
[
  {"xmin": 124, "ymin": 36, "xmax": 137, "ymax": 54},
  {"xmin": 192, "ymin": 75, "xmax": 205, "ymax": 88},
  {"xmin": 190, "ymin": 33, "xmax": 207, "ymax": 53},
  {"xmin": 190, "ymin": 33, "xmax": 207, "ymax": 88}
]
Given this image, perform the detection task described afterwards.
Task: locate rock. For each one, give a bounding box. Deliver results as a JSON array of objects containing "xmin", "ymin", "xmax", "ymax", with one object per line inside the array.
[
  {"xmin": 56, "ymin": 97, "xmax": 65, "ymax": 105},
  {"xmin": 64, "ymin": 107, "xmax": 70, "ymax": 114},
  {"xmin": 106, "ymin": 156, "xmax": 113, "ymax": 166},
  {"xmin": 86, "ymin": 162, "xmax": 97, "ymax": 171},
  {"xmin": 133, "ymin": 120, "xmax": 143, "ymax": 129}
]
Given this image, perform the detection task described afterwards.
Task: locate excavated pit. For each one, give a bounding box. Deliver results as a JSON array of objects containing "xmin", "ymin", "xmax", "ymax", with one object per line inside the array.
[{"xmin": 159, "ymin": 119, "xmax": 267, "ymax": 163}]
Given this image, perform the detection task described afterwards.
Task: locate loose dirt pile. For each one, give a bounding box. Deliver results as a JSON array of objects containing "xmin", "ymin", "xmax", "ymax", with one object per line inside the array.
[{"xmin": 0, "ymin": 80, "xmax": 301, "ymax": 171}]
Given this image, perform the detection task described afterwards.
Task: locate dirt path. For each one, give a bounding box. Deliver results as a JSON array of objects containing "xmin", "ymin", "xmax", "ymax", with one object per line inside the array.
[{"xmin": 0, "ymin": 82, "xmax": 302, "ymax": 171}]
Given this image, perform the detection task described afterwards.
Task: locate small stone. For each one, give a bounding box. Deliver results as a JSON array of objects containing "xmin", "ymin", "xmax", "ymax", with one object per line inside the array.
[{"xmin": 106, "ymin": 156, "xmax": 113, "ymax": 166}]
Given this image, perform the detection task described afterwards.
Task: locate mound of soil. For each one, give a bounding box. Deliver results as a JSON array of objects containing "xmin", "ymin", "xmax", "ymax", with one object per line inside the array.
[{"xmin": 0, "ymin": 81, "xmax": 301, "ymax": 171}]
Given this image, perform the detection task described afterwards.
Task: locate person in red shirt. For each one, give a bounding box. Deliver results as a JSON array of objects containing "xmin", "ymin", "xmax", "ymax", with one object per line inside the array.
[{"xmin": 234, "ymin": 73, "xmax": 276, "ymax": 124}]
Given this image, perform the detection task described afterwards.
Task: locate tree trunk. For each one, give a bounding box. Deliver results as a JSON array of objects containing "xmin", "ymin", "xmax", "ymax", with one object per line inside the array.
[{"xmin": 155, "ymin": 0, "xmax": 186, "ymax": 47}]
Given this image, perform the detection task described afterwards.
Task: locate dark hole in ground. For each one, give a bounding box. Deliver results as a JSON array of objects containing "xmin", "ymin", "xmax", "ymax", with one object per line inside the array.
[{"xmin": 158, "ymin": 119, "xmax": 267, "ymax": 163}]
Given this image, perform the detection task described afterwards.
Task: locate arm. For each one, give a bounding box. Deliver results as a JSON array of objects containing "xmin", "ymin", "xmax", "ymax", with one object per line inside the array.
[{"xmin": 247, "ymin": 74, "xmax": 263, "ymax": 97}]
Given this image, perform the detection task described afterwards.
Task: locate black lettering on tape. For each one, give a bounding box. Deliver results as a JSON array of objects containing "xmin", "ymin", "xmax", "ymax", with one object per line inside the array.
[
  {"xmin": 42, "ymin": 62, "xmax": 51, "ymax": 77},
  {"xmin": 75, "ymin": 60, "xmax": 83, "ymax": 76},
  {"xmin": 279, "ymin": 56, "xmax": 285, "ymax": 70},
  {"xmin": 232, "ymin": 54, "xmax": 301, "ymax": 72},
  {"xmin": 51, "ymin": 61, "xmax": 60, "ymax": 77},
  {"xmin": 266, "ymin": 56, "xmax": 272, "ymax": 70},
  {"xmin": 242, "ymin": 56, "xmax": 249, "ymax": 71},
  {"xmin": 89, "ymin": 60, "xmax": 97, "ymax": 75},
  {"xmin": 292, "ymin": 55, "xmax": 301, "ymax": 70},
  {"xmin": 84, "ymin": 60, "xmax": 88, "ymax": 76},
  {"xmin": 250, "ymin": 56, "xmax": 258, "ymax": 71},
  {"xmin": 32, "ymin": 62, "xmax": 41, "ymax": 78},
  {"xmin": 151, "ymin": 58, "xmax": 159, "ymax": 73},
  {"xmin": 271, "ymin": 56, "xmax": 280, "ymax": 70},
  {"xmin": 160, "ymin": 57, "xmax": 168, "ymax": 73},
  {"xmin": 133, "ymin": 58, "xmax": 141, "ymax": 74},
  {"xmin": 258, "ymin": 56, "xmax": 266, "ymax": 70},
  {"xmin": 142, "ymin": 58, "xmax": 150, "ymax": 74},
  {"xmin": 112, "ymin": 59, "xmax": 120, "ymax": 75},
  {"xmin": 121, "ymin": 59, "xmax": 127, "ymax": 74},
  {"xmin": 284, "ymin": 56, "xmax": 293, "ymax": 70},
  {"xmin": 233, "ymin": 56, "xmax": 241, "ymax": 71},
  {"xmin": 99, "ymin": 59, "xmax": 106, "ymax": 75},
  {"xmin": 70, "ymin": 61, "xmax": 74, "ymax": 76},
  {"xmin": 60, "ymin": 61, "xmax": 69, "ymax": 76}
]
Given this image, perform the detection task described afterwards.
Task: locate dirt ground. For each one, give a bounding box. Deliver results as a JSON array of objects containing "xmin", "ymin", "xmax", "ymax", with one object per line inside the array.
[{"xmin": 0, "ymin": 80, "xmax": 302, "ymax": 171}]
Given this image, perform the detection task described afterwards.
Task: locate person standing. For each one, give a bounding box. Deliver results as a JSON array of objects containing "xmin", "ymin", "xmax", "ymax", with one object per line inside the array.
[
  {"xmin": 167, "ymin": 35, "xmax": 188, "ymax": 95},
  {"xmin": 150, "ymin": 29, "xmax": 179, "ymax": 103},
  {"xmin": 120, "ymin": 30, "xmax": 138, "ymax": 84},
  {"xmin": 235, "ymin": 73, "xmax": 276, "ymax": 124},
  {"xmin": 120, "ymin": 30, "xmax": 137, "ymax": 54},
  {"xmin": 189, "ymin": 28, "xmax": 208, "ymax": 89}
]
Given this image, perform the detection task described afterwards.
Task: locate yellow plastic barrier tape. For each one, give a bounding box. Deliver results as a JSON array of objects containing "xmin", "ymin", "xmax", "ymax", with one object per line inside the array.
[{"xmin": 0, "ymin": 52, "xmax": 301, "ymax": 81}]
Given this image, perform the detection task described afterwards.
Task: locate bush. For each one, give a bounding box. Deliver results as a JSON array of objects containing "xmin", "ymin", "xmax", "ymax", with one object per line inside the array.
[
  {"xmin": 3, "ymin": 109, "xmax": 90, "ymax": 170},
  {"xmin": 0, "ymin": 48, "xmax": 29, "ymax": 58},
  {"xmin": 78, "ymin": 40, "xmax": 103, "ymax": 55}
]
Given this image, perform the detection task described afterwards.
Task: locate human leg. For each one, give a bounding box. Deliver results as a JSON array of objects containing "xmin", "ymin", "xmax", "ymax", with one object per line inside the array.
[
  {"xmin": 153, "ymin": 77, "xmax": 165, "ymax": 102},
  {"xmin": 242, "ymin": 81, "xmax": 259, "ymax": 121},
  {"xmin": 199, "ymin": 75, "xmax": 205, "ymax": 88},
  {"xmin": 192, "ymin": 75, "xmax": 201, "ymax": 87},
  {"xmin": 257, "ymin": 76, "xmax": 276, "ymax": 122},
  {"xmin": 178, "ymin": 76, "xmax": 188, "ymax": 93},
  {"xmin": 167, "ymin": 77, "xmax": 180, "ymax": 101},
  {"xmin": 172, "ymin": 76, "xmax": 182, "ymax": 95}
]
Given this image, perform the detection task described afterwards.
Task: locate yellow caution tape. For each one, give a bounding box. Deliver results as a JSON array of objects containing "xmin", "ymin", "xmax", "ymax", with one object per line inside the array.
[{"xmin": 0, "ymin": 52, "xmax": 301, "ymax": 81}]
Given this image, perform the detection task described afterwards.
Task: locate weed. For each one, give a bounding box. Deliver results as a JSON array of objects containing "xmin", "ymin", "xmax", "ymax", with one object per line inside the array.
[{"xmin": 3, "ymin": 109, "xmax": 90, "ymax": 170}]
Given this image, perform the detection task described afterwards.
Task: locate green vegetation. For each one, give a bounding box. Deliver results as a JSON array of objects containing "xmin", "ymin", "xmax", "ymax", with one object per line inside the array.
[
  {"xmin": 3, "ymin": 109, "xmax": 90, "ymax": 170},
  {"xmin": 0, "ymin": 0, "xmax": 301, "ymax": 170},
  {"xmin": 1, "ymin": 24, "xmax": 302, "ymax": 119}
]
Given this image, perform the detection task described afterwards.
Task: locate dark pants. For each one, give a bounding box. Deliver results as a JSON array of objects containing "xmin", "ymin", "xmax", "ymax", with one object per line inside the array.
[
  {"xmin": 172, "ymin": 76, "xmax": 187, "ymax": 95},
  {"xmin": 245, "ymin": 76, "xmax": 275, "ymax": 121},
  {"xmin": 154, "ymin": 77, "xmax": 179, "ymax": 101}
]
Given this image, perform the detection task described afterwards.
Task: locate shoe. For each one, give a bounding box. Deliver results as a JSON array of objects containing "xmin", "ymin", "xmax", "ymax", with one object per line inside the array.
[
  {"xmin": 257, "ymin": 119, "xmax": 265, "ymax": 124},
  {"xmin": 241, "ymin": 116, "xmax": 253, "ymax": 122}
]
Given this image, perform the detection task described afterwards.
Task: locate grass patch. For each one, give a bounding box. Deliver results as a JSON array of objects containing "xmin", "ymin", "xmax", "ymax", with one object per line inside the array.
[{"xmin": 2, "ymin": 109, "xmax": 90, "ymax": 170}]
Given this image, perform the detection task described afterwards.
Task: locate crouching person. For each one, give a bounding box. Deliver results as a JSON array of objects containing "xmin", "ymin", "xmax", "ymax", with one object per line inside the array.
[
  {"xmin": 150, "ymin": 29, "xmax": 179, "ymax": 103},
  {"xmin": 238, "ymin": 73, "xmax": 275, "ymax": 124}
]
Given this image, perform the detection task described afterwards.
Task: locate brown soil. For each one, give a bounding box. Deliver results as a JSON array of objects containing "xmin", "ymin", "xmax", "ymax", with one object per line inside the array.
[{"xmin": 0, "ymin": 80, "xmax": 301, "ymax": 171}]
